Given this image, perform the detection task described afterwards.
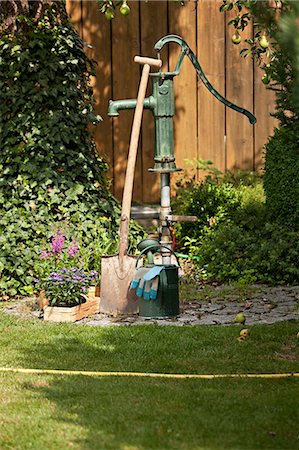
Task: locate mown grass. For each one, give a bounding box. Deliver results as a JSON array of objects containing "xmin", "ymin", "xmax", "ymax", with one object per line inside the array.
[{"xmin": 0, "ymin": 309, "xmax": 298, "ymax": 449}]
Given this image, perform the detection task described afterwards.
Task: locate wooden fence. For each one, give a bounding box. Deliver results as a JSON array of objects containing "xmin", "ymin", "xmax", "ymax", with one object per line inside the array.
[{"xmin": 66, "ymin": 0, "xmax": 276, "ymax": 203}]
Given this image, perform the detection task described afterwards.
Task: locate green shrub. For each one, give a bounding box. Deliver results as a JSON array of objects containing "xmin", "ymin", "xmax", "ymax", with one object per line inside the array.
[
  {"xmin": 264, "ymin": 124, "xmax": 299, "ymax": 229},
  {"xmin": 173, "ymin": 171, "xmax": 241, "ymax": 247},
  {"xmin": 173, "ymin": 164, "xmax": 299, "ymax": 285},
  {"xmin": 0, "ymin": 4, "xmax": 144, "ymax": 297},
  {"xmin": 196, "ymin": 223, "xmax": 299, "ymax": 285}
]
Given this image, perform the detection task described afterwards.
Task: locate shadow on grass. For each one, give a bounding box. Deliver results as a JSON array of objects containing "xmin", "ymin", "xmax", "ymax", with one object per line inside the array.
[
  {"xmin": 20, "ymin": 374, "xmax": 298, "ymax": 450},
  {"xmin": 10, "ymin": 321, "xmax": 298, "ymax": 450}
]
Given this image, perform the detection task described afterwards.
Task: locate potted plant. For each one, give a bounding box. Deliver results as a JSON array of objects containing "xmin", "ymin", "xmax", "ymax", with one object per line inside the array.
[{"xmin": 36, "ymin": 229, "xmax": 100, "ymax": 322}]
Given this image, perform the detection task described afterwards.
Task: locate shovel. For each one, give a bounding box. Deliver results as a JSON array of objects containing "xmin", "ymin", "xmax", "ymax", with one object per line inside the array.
[{"xmin": 100, "ymin": 55, "xmax": 162, "ymax": 315}]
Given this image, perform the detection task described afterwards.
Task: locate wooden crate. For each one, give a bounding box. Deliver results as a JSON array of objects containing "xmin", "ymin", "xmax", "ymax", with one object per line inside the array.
[
  {"xmin": 40, "ymin": 287, "xmax": 100, "ymax": 323},
  {"xmin": 43, "ymin": 297, "xmax": 100, "ymax": 322}
]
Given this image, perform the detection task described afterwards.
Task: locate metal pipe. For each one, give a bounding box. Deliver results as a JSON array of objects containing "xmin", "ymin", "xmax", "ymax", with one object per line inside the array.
[
  {"xmin": 160, "ymin": 172, "xmax": 172, "ymax": 265},
  {"xmin": 108, "ymin": 96, "xmax": 156, "ymax": 117},
  {"xmin": 160, "ymin": 173, "xmax": 171, "ymax": 216}
]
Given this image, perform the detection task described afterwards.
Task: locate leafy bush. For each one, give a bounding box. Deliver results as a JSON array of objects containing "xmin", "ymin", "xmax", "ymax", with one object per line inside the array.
[
  {"xmin": 0, "ymin": 4, "xmax": 144, "ymax": 297},
  {"xmin": 196, "ymin": 222, "xmax": 299, "ymax": 285},
  {"xmin": 173, "ymin": 160, "xmax": 241, "ymax": 246},
  {"xmin": 264, "ymin": 124, "xmax": 299, "ymax": 229},
  {"xmin": 173, "ymin": 163, "xmax": 299, "ymax": 285}
]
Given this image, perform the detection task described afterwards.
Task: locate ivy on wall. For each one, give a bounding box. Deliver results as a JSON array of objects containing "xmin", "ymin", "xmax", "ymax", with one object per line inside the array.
[{"xmin": 0, "ymin": 3, "xmax": 144, "ymax": 297}]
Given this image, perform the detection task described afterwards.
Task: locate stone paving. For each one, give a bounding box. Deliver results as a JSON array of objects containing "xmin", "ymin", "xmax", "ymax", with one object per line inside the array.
[
  {"xmin": 4, "ymin": 285, "xmax": 299, "ymax": 327},
  {"xmin": 82, "ymin": 285, "xmax": 299, "ymax": 327}
]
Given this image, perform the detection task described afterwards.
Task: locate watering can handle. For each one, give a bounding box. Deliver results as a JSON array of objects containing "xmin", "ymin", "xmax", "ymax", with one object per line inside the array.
[
  {"xmin": 154, "ymin": 34, "xmax": 256, "ymax": 125},
  {"xmin": 135, "ymin": 244, "xmax": 180, "ymax": 268}
]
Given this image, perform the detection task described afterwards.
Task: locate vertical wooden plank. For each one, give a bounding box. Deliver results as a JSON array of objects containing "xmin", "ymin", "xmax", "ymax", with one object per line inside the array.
[
  {"xmin": 66, "ymin": 0, "xmax": 82, "ymax": 38},
  {"xmin": 140, "ymin": 1, "xmax": 168, "ymax": 203},
  {"xmin": 197, "ymin": 0, "xmax": 226, "ymax": 175},
  {"xmin": 168, "ymin": 0, "xmax": 198, "ymax": 184},
  {"xmin": 254, "ymin": 62, "xmax": 277, "ymax": 171},
  {"xmin": 226, "ymin": 10, "xmax": 254, "ymax": 170},
  {"xmin": 168, "ymin": 0, "xmax": 198, "ymax": 166},
  {"xmin": 111, "ymin": 2, "xmax": 141, "ymax": 201},
  {"xmin": 81, "ymin": 1, "xmax": 114, "ymax": 180}
]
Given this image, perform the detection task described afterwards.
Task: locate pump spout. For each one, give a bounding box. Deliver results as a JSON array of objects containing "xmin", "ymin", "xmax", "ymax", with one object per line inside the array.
[{"xmin": 108, "ymin": 97, "xmax": 156, "ymax": 117}]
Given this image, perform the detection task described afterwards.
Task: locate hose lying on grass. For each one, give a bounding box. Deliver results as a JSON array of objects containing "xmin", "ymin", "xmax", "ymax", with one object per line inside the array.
[{"xmin": 0, "ymin": 367, "xmax": 298, "ymax": 379}]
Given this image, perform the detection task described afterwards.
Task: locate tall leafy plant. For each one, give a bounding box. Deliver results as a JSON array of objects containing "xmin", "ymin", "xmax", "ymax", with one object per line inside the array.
[
  {"xmin": 221, "ymin": 0, "xmax": 299, "ymax": 227},
  {"xmin": 0, "ymin": 1, "xmax": 144, "ymax": 297}
]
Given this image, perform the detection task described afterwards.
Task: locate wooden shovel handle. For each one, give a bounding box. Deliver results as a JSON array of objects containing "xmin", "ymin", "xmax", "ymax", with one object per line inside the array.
[
  {"xmin": 119, "ymin": 58, "xmax": 161, "ymax": 258},
  {"xmin": 134, "ymin": 56, "xmax": 163, "ymax": 68}
]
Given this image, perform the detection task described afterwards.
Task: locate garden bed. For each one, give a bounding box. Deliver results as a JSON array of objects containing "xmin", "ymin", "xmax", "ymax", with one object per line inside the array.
[{"xmin": 3, "ymin": 284, "xmax": 298, "ymax": 326}]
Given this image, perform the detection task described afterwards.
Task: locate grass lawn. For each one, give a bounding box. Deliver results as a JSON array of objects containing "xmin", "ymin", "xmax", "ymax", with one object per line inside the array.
[{"xmin": 0, "ymin": 308, "xmax": 298, "ymax": 449}]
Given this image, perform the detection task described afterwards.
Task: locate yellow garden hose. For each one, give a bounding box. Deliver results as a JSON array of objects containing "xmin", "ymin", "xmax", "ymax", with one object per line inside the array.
[{"xmin": 0, "ymin": 367, "xmax": 298, "ymax": 379}]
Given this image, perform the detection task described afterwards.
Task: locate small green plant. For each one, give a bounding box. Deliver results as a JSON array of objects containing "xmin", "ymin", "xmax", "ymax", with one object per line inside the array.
[
  {"xmin": 34, "ymin": 229, "xmax": 85, "ymax": 281},
  {"xmin": 36, "ymin": 229, "xmax": 98, "ymax": 306},
  {"xmin": 35, "ymin": 229, "xmax": 98, "ymax": 306},
  {"xmin": 39, "ymin": 267, "xmax": 98, "ymax": 307}
]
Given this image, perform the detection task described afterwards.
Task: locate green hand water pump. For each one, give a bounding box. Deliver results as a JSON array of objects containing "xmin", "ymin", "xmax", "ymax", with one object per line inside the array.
[
  {"xmin": 109, "ymin": 34, "xmax": 256, "ymax": 172},
  {"xmin": 108, "ymin": 35, "xmax": 256, "ymax": 317}
]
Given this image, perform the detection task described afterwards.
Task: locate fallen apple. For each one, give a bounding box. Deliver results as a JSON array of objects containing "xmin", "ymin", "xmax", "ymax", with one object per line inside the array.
[
  {"xmin": 234, "ymin": 313, "xmax": 246, "ymax": 325},
  {"xmin": 240, "ymin": 328, "xmax": 250, "ymax": 338}
]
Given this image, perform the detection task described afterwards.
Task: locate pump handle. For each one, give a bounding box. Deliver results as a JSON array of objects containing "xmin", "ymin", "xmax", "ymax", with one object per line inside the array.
[
  {"xmin": 134, "ymin": 56, "xmax": 162, "ymax": 68},
  {"xmin": 154, "ymin": 34, "xmax": 256, "ymax": 125}
]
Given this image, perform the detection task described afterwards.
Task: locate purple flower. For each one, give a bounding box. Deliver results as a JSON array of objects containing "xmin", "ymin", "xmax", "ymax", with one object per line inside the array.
[
  {"xmin": 49, "ymin": 272, "xmax": 64, "ymax": 282},
  {"xmin": 41, "ymin": 266, "xmax": 98, "ymax": 306},
  {"xmin": 40, "ymin": 249, "xmax": 51, "ymax": 259},
  {"xmin": 51, "ymin": 230, "xmax": 65, "ymax": 255},
  {"xmin": 67, "ymin": 243, "xmax": 79, "ymax": 258},
  {"xmin": 90, "ymin": 270, "xmax": 98, "ymax": 277}
]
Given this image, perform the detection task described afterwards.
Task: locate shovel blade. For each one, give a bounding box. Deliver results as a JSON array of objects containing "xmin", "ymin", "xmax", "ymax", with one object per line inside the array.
[{"xmin": 100, "ymin": 254, "xmax": 138, "ymax": 315}]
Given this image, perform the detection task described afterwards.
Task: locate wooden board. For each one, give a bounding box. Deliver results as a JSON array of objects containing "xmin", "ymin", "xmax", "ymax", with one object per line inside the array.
[
  {"xmin": 111, "ymin": 3, "xmax": 141, "ymax": 201},
  {"xmin": 226, "ymin": 9, "xmax": 254, "ymax": 170},
  {"xmin": 81, "ymin": 1, "xmax": 114, "ymax": 179},
  {"xmin": 66, "ymin": 0, "xmax": 82, "ymax": 37},
  {"xmin": 140, "ymin": 0, "xmax": 168, "ymax": 203},
  {"xmin": 168, "ymin": 0, "xmax": 198, "ymax": 184},
  {"xmin": 197, "ymin": 0, "xmax": 226, "ymax": 175}
]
